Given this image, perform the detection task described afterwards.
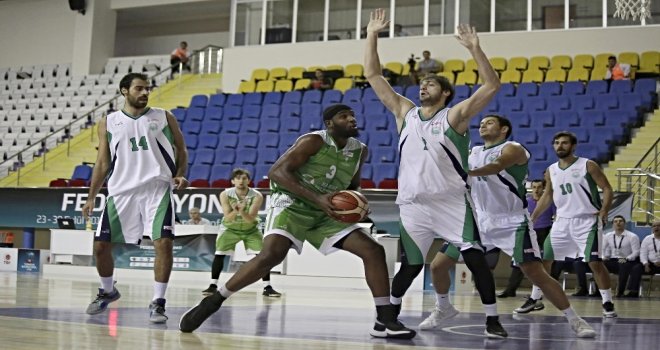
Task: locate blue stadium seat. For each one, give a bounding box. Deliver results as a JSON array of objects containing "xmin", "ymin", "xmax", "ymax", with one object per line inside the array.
[
  {"xmin": 209, "ymin": 93, "xmax": 226, "ymax": 107},
  {"xmin": 204, "ymin": 121, "xmax": 222, "ymax": 134},
  {"xmin": 215, "ymin": 148, "xmax": 236, "ymax": 164},
  {"xmin": 282, "ymin": 116, "xmax": 301, "ymax": 132},
  {"xmin": 577, "ymin": 144, "xmax": 600, "ymax": 161},
  {"xmin": 357, "ymin": 133, "xmax": 369, "ymax": 145},
  {"xmin": 369, "ymin": 131, "xmax": 393, "ymax": 147},
  {"xmin": 184, "ymin": 134, "xmax": 198, "ymax": 149},
  {"xmin": 254, "ymin": 164, "xmax": 271, "ymax": 183},
  {"xmin": 188, "ymin": 164, "xmax": 211, "ymax": 181},
  {"xmin": 260, "ymin": 132, "xmax": 279, "ymax": 148},
  {"xmin": 224, "ymin": 105, "xmax": 242, "ymax": 120},
  {"xmin": 483, "ymin": 98, "xmax": 498, "ymax": 113},
  {"xmin": 554, "ymin": 110, "xmax": 581, "ymax": 128},
  {"xmin": 529, "ymin": 111, "xmax": 554, "ymax": 129},
  {"xmin": 221, "ymin": 120, "xmax": 241, "ymax": 134},
  {"xmin": 366, "ymin": 113, "xmax": 389, "ymax": 131},
  {"xmin": 345, "ymin": 101, "xmax": 364, "ymax": 115},
  {"xmin": 195, "ymin": 149, "xmax": 215, "ymax": 165},
  {"xmin": 469, "ymin": 115, "xmax": 482, "ymax": 129},
  {"xmin": 321, "ymin": 90, "xmax": 342, "ymax": 105},
  {"xmin": 242, "ymin": 105, "xmax": 261, "ymax": 119},
  {"xmin": 580, "ymin": 110, "xmax": 605, "ymax": 127},
  {"xmin": 186, "ymin": 107, "xmax": 205, "ymax": 122},
  {"xmin": 585, "ymin": 80, "xmax": 609, "ymax": 95},
  {"xmin": 513, "ymin": 129, "xmax": 537, "ymax": 144},
  {"xmin": 71, "ymin": 164, "xmax": 92, "ymax": 180},
  {"xmin": 280, "ymin": 132, "xmax": 300, "ymax": 149},
  {"xmin": 259, "ymin": 117, "xmax": 280, "ymax": 133},
  {"xmin": 301, "ymin": 114, "xmax": 323, "ymax": 132},
  {"xmin": 546, "ymin": 95, "xmax": 571, "ymax": 112},
  {"xmin": 198, "ymin": 134, "xmax": 219, "ymax": 149},
  {"xmin": 260, "ymin": 104, "xmax": 280, "ymax": 119},
  {"xmin": 301, "ymin": 104, "xmax": 322, "ymax": 119},
  {"xmin": 404, "ymin": 85, "xmax": 420, "ymax": 100},
  {"xmin": 610, "ymin": 80, "xmax": 633, "ymax": 95},
  {"xmin": 219, "ymin": 134, "xmax": 239, "ymax": 149},
  {"xmin": 393, "ymin": 86, "xmax": 405, "ymax": 95},
  {"xmin": 302, "ymin": 90, "xmax": 322, "ymax": 104},
  {"xmin": 537, "ymin": 128, "xmax": 560, "ymax": 146},
  {"xmin": 187, "ymin": 150, "xmax": 195, "ymax": 167},
  {"xmin": 243, "ymin": 92, "xmax": 263, "ymax": 106},
  {"xmin": 182, "ymin": 121, "xmax": 202, "ymax": 135},
  {"xmin": 238, "ymin": 133, "xmax": 259, "ymax": 149},
  {"xmin": 573, "ymin": 127, "xmax": 590, "ymax": 143},
  {"xmin": 528, "ymin": 162, "xmax": 549, "ymax": 180},
  {"xmin": 204, "ymin": 106, "xmax": 223, "ymax": 121},
  {"xmin": 282, "ymin": 91, "xmax": 302, "ymax": 105},
  {"xmin": 189, "ymin": 95, "xmax": 208, "ymax": 108},
  {"xmin": 499, "ymin": 96, "xmax": 523, "ymax": 113},
  {"xmin": 508, "ymin": 111, "xmax": 530, "ymax": 128},
  {"xmin": 517, "ymin": 82, "xmax": 538, "ymax": 97},
  {"xmin": 454, "ymin": 85, "xmax": 471, "ymax": 100},
  {"xmin": 226, "ymin": 93, "xmax": 244, "ymax": 106},
  {"xmin": 525, "ymin": 144, "xmax": 547, "ymax": 162},
  {"xmin": 263, "ymin": 92, "xmax": 283, "ymax": 105},
  {"xmin": 469, "ymin": 129, "xmax": 483, "ymax": 145},
  {"xmin": 356, "ymin": 116, "xmax": 366, "ymax": 130},
  {"xmin": 538, "ymin": 82, "xmax": 562, "ymax": 97},
  {"xmin": 210, "ymin": 164, "xmax": 232, "ymax": 182},
  {"xmin": 571, "ymin": 95, "xmax": 594, "ymax": 110},
  {"xmin": 257, "ymin": 148, "xmax": 279, "ymax": 165},
  {"xmin": 171, "ymin": 108, "xmax": 186, "ymax": 123},
  {"xmin": 594, "ymin": 94, "xmax": 618, "ymax": 111},
  {"xmin": 634, "ymin": 78, "xmax": 657, "ymax": 107},
  {"xmin": 241, "ymin": 165, "xmax": 256, "ymax": 181},
  {"xmin": 592, "ymin": 125, "xmax": 621, "ymax": 143},
  {"xmin": 619, "ymin": 93, "xmax": 643, "ymax": 113},
  {"xmin": 363, "ymin": 100, "xmax": 386, "ymax": 115},
  {"xmin": 240, "ymin": 119, "xmax": 260, "ymax": 134},
  {"xmin": 279, "ymin": 104, "xmax": 300, "ymax": 118},
  {"xmin": 342, "ymin": 88, "xmax": 363, "ymax": 103},
  {"xmin": 603, "ymin": 110, "xmax": 631, "ymax": 128},
  {"xmin": 373, "ymin": 163, "xmax": 398, "ymax": 186},
  {"xmin": 523, "ymin": 96, "xmax": 546, "ymax": 112},
  {"xmin": 562, "ymin": 81, "xmax": 585, "ymax": 96},
  {"xmin": 236, "ymin": 149, "xmax": 258, "ymax": 165},
  {"xmin": 362, "ymin": 87, "xmax": 380, "ymax": 102},
  {"xmin": 361, "ymin": 163, "xmax": 373, "ymax": 180},
  {"xmin": 497, "ymin": 83, "xmax": 516, "ymax": 99}
]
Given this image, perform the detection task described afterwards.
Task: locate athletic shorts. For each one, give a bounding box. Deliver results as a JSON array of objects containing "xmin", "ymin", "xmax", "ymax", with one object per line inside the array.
[
  {"xmin": 476, "ymin": 210, "xmax": 541, "ymax": 265},
  {"xmin": 398, "ymin": 191, "xmax": 482, "ymax": 265},
  {"xmin": 264, "ymin": 191, "xmax": 364, "ymax": 254},
  {"xmin": 215, "ymin": 225, "xmax": 263, "ymax": 255},
  {"xmin": 96, "ymin": 181, "xmax": 175, "ymax": 244},
  {"xmin": 544, "ymin": 215, "xmax": 603, "ymax": 262}
]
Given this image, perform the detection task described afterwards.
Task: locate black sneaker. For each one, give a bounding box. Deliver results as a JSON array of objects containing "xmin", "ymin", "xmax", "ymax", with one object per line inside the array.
[
  {"xmin": 179, "ymin": 291, "xmax": 225, "ymax": 332},
  {"xmin": 262, "ymin": 286, "xmax": 282, "ymax": 297},
  {"xmin": 513, "ymin": 297, "xmax": 544, "ymax": 314},
  {"xmin": 602, "ymin": 301, "xmax": 617, "ymax": 318},
  {"xmin": 202, "ymin": 284, "xmax": 217, "ymax": 296},
  {"xmin": 393, "ymin": 303, "xmax": 402, "ymax": 318},
  {"xmin": 369, "ymin": 319, "xmax": 417, "ymax": 339},
  {"xmin": 572, "ymin": 289, "xmax": 588, "ymax": 297},
  {"xmin": 485, "ymin": 316, "xmax": 508, "ymax": 338}
]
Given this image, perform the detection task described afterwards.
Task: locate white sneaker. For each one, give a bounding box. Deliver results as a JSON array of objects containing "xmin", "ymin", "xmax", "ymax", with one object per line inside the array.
[
  {"xmin": 418, "ymin": 304, "xmax": 459, "ymax": 330},
  {"xmin": 569, "ymin": 317, "xmax": 596, "ymax": 338}
]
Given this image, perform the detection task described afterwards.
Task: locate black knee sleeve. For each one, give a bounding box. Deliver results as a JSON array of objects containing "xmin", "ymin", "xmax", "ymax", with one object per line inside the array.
[
  {"xmin": 211, "ymin": 255, "xmax": 225, "ymax": 280},
  {"xmin": 462, "ymin": 248, "xmax": 496, "ymax": 305},
  {"xmin": 391, "ymin": 262, "xmax": 424, "ymax": 298}
]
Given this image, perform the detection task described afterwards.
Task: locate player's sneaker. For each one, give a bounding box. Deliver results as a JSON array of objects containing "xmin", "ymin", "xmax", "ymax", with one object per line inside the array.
[
  {"xmin": 418, "ymin": 304, "xmax": 460, "ymax": 330},
  {"xmin": 369, "ymin": 304, "xmax": 416, "ymax": 339},
  {"xmin": 262, "ymin": 285, "xmax": 282, "ymax": 297},
  {"xmin": 86, "ymin": 287, "xmax": 121, "ymax": 315},
  {"xmin": 179, "ymin": 292, "xmax": 225, "ymax": 332},
  {"xmin": 202, "ymin": 284, "xmax": 217, "ymax": 296},
  {"xmin": 485, "ymin": 316, "xmax": 508, "ymax": 338},
  {"xmin": 602, "ymin": 301, "xmax": 617, "ymax": 318},
  {"xmin": 569, "ymin": 317, "xmax": 596, "ymax": 338},
  {"xmin": 149, "ymin": 298, "xmax": 168, "ymax": 323},
  {"xmin": 513, "ymin": 297, "xmax": 544, "ymax": 314}
]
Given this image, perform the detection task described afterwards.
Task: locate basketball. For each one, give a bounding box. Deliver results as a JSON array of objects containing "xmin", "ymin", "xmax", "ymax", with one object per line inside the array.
[{"xmin": 330, "ymin": 190, "xmax": 369, "ymax": 223}]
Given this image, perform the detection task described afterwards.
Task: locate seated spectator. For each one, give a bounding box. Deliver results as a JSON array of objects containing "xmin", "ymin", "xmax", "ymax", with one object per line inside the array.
[
  {"xmin": 602, "ymin": 215, "xmax": 643, "ymax": 297},
  {"xmin": 309, "ymin": 69, "xmax": 333, "ymax": 90},
  {"xmin": 605, "ymin": 55, "xmax": 630, "ymax": 80},
  {"xmin": 170, "ymin": 41, "xmax": 191, "ymax": 77},
  {"xmin": 410, "ymin": 50, "xmax": 441, "ymax": 84},
  {"xmin": 394, "ymin": 24, "xmax": 410, "ymax": 37},
  {"xmin": 640, "ymin": 220, "xmax": 660, "ymax": 277},
  {"xmin": 186, "ymin": 207, "xmax": 211, "ymax": 225}
]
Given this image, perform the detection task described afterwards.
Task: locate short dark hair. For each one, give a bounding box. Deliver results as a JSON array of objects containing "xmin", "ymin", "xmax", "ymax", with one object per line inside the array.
[
  {"xmin": 420, "ymin": 74, "xmax": 454, "ymax": 104},
  {"xmin": 608, "ymin": 55, "xmax": 616, "ymax": 60},
  {"xmin": 553, "ymin": 131, "xmax": 577, "ymax": 145},
  {"xmin": 613, "ymin": 215, "xmax": 626, "ymax": 222},
  {"xmin": 119, "ymin": 73, "xmax": 149, "ymax": 96},
  {"xmin": 483, "ymin": 114, "xmax": 512, "ymax": 139},
  {"xmin": 531, "ymin": 179, "xmax": 546, "ymax": 187},
  {"xmin": 231, "ymin": 168, "xmax": 251, "ymax": 180}
]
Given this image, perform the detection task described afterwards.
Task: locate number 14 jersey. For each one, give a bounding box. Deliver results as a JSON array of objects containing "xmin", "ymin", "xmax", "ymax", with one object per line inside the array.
[{"xmin": 548, "ymin": 157, "xmax": 601, "ymax": 218}]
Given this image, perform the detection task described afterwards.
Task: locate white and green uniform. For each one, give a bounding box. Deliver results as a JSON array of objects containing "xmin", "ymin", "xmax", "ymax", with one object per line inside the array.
[
  {"xmin": 264, "ymin": 130, "xmax": 366, "ymax": 254},
  {"xmin": 464, "ymin": 141, "xmax": 540, "ymax": 264},
  {"xmin": 546, "ymin": 157, "xmax": 603, "ymax": 262},
  {"xmin": 96, "ymin": 107, "xmax": 176, "ymax": 244},
  {"xmin": 397, "ymin": 107, "xmax": 480, "ymax": 265},
  {"xmin": 215, "ymin": 187, "xmax": 264, "ymax": 255}
]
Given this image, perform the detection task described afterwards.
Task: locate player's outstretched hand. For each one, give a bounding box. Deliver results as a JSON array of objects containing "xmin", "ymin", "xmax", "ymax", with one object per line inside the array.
[
  {"xmin": 174, "ymin": 176, "xmax": 189, "ymax": 190},
  {"xmin": 455, "ymin": 23, "xmax": 479, "ymax": 50},
  {"xmin": 367, "ymin": 8, "xmax": 390, "ymax": 34}
]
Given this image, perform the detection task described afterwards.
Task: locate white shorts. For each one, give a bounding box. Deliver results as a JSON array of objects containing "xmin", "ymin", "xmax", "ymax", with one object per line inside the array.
[
  {"xmin": 96, "ymin": 181, "xmax": 175, "ymax": 244},
  {"xmin": 399, "ymin": 192, "xmax": 481, "ymax": 265},
  {"xmin": 545, "ymin": 215, "xmax": 603, "ymax": 262},
  {"xmin": 478, "ymin": 210, "xmax": 541, "ymax": 265}
]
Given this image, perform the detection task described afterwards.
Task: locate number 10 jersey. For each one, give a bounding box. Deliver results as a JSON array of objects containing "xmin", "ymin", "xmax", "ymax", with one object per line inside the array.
[{"xmin": 548, "ymin": 157, "xmax": 601, "ymax": 218}]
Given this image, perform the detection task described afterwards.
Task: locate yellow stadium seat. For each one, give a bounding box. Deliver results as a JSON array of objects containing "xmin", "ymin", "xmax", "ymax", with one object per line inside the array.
[
  {"xmin": 287, "ymin": 66, "xmax": 305, "ymax": 80},
  {"xmin": 521, "ymin": 69, "xmax": 544, "ymax": 83},
  {"xmin": 501, "ymin": 70, "xmax": 522, "ymax": 84},
  {"xmin": 567, "ymin": 68, "xmax": 590, "ymax": 82},
  {"xmin": 293, "ymin": 79, "xmax": 311, "ymax": 90},
  {"xmin": 595, "ymin": 53, "xmax": 615, "ymax": 69},
  {"xmin": 333, "ymin": 78, "xmax": 353, "ymax": 93},
  {"xmin": 269, "ymin": 67, "xmax": 288, "ymax": 80},
  {"xmin": 455, "ymin": 71, "xmax": 477, "ymax": 85},
  {"xmin": 443, "ymin": 59, "xmax": 465, "ymax": 73},
  {"xmin": 437, "ymin": 71, "xmax": 455, "ymax": 84},
  {"xmin": 250, "ymin": 68, "xmax": 269, "ymax": 81},
  {"xmin": 618, "ymin": 52, "xmax": 640, "ymax": 69},
  {"xmin": 402, "ymin": 62, "xmax": 411, "ymax": 76},
  {"xmin": 573, "ymin": 54, "xmax": 594, "ymax": 70},
  {"xmin": 325, "ymin": 64, "xmax": 344, "ymax": 72},
  {"xmin": 590, "ymin": 67, "xmax": 608, "ymax": 80},
  {"xmin": 255, "ymin": 80, "xmax": 274, "ymax": 93},
  {"xmin": 307, "ymin": 65, "xmax": 324, "ymax": 72},
  {"xmin": 489, "ymin": 57, "xmax": 507, "ymax": 72},
  {"xmin": 508, "ymin": 57, "xmax": 528, "ymax": 71},
  {"xmin": 550, "ymin": 55, "xmax": 572, "ymax": 70},
  {"xmin": 639, "ymin": 51, "xmax": 660, "ymax": 73},
  {"xmin": 545, "ymin": 68, "xmax": 567, "ymax": 82},
  {"xmin": 384, "ymin": 62, "xmax": 404, "ymax": 75},
  {"xmin": 529, "ymin": 56, "xmax": 550, "ymax": 71},
  {"xmin": 238, "ymin": 80, "xmax": 256, "ymax": 93},
  {"xmin": 465, "ymin": 59, "xmax": 478, "ymax": 73},
  {"xmin": 274, "ymin": 79, "xmax": 293, "ymax": 92},
  {"xmin": 344, "ymin": 64, "xmax": 364, "ymax": 78}
]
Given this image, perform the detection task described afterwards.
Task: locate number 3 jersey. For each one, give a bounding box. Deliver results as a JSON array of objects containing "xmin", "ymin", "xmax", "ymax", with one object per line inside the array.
[
  {"xmin": 548, "ymin": 157, "xmax": 601, "ymax": 218},
  {"xmin": 105, "ymin": 107, "xmax": 176, "ymax": 196}
]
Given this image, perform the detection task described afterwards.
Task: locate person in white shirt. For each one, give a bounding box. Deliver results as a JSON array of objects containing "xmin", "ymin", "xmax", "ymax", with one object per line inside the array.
[
  {"xmin": 602, "ymin": 215, "xmax": 643, "ymax": 297},
  {"xmin": 186, "ymin": 207, "xmax": 211, "ymax": 225},
  {"xmin": 640, "ymin": 220, "xmax": 660, "ymax": 276}
]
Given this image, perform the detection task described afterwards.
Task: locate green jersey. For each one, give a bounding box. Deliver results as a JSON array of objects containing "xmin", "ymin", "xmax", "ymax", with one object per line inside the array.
[
  {"xmin": 221, "ymin": 187, "xmax": 261, "ymax": 232},
  {"xmin": 271, "ymin": 130, "xmax": 364, "ymax": 205}
]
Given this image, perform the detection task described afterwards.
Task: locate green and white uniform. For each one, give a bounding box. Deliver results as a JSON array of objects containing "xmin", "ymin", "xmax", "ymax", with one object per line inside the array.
[
  {"xmin": 546, "ymin": 157, "xmax": 603, "ymax": 262},
  {"xmin": 215, "ymin": 187, "xmax": 264, "ymax": 255},
  {"xmin": 96, "ymin": 107, "xmax": 176, "ymax": 244},
  {"xmin": 264, "ymin": 130, "xmax": 366, "ymax": 254},
  {"xmin": 397, "ymin": 107, "xmax": 481, "ymax": 265}
]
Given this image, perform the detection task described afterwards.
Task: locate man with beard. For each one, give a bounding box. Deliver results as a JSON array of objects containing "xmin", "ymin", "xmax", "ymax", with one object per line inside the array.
[
  {"xmin": 179, "ymin": 104, "xmax": 416, "ymax": 339},
  {"xmin": 82, "ymin": 73, "xmax": 189, "ymax": 323},
  {"xmin": 364, "ymin": 9, "xmax": 507, "ymax": 338},
  {"xmin": 523, "ymin": 131, "xmax": 617, "ymax": 318}
]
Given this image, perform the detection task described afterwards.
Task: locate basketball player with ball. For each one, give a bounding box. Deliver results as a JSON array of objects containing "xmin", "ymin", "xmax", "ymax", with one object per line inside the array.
[{"xmin": 180, "ymin": 104, "xmax": 416, "ymax": 339}]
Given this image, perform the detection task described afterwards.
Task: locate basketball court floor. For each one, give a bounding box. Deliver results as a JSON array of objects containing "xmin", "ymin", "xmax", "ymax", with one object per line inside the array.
[{"xmin": 1, "ymin": 269, "xmax": 659, "ymax": 350}]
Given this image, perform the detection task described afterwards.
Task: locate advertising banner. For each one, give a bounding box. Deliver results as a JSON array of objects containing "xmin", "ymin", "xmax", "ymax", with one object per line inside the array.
[
  {"xmin": 0, "ymin": 248, "xmax": 18, "ymax": 272},
  {"xmin": 112, "ymin": 235, "xmax": 215, "ymax": 271},
  {"xmin": 17, "ymin": 249, "xmax": 40, "ymax": 272}
]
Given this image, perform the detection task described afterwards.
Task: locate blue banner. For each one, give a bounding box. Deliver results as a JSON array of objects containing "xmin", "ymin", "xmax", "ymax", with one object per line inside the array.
[{"xmin": 17, "ymin": 249, "xmax": 40, "ymax": 272}]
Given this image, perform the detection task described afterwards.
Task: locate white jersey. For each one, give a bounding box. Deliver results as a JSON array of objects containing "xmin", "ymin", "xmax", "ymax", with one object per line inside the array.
[
  {"xmin": 397, "ymin": 107, "xmax": 469, "ymax": 204},
  {"xmin": 548, "ymin": 157, "xmax": 601, "ymax": 218},
  {"xmin": 105, "ymin": 107, "xmax": 176, "ymax": 196},
  {"xmin": 469, "ymin": 141, "xmax": 529, "ymax": 214}
]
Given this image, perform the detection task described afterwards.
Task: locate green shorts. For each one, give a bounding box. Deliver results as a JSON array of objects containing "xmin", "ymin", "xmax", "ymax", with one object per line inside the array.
[
  {"xmin": 215, "ymin": 225, "xmax": 263, "ymax": 255},
  {"xmin": 264, "ymin": 192, "xmax": 363, "ymax": 254}
]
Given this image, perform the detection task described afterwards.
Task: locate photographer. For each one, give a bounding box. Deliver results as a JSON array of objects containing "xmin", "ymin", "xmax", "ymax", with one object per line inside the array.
[{"xmin": 410, "ymin": 50, "xmax": 441, "ymax": 84}]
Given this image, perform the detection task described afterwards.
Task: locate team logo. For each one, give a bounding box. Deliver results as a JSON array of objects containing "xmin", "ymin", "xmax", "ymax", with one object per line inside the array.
[
  {"xmin": 487, "ymin": 153, "xmax": 498, "ymax": 162},
  {"xmin": 149, "ymin": 121, "xmax": 159, "ymax": 131},
  {"xmin": 431, "ymin": 121, "xmax": 442, "ymax": 135},
  {"xmin": 343, "ymin": 150, "xmax": 353, "ymax": 161},
  {"xmin": 3, "ymin": 254, "xmax": 11, "ymax": 265},
  {"xmin": 571, "ymin": 169, "xmax": 581, "ymax": 178}
]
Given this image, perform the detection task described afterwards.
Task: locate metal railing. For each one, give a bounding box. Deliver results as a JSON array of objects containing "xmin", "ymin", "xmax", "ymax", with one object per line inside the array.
[
  {"xmin": 0, "ymin": 45, "xmax": 224, "ymax": 186},
  {"xmin": 616, "ymin": 137, "xmax": 660, "ymax": 224}
]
